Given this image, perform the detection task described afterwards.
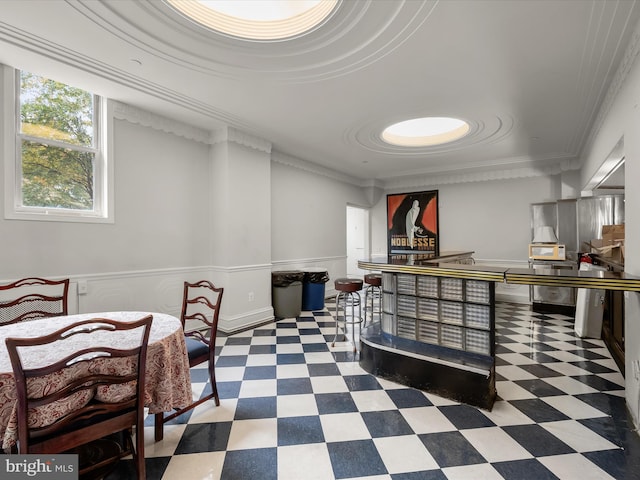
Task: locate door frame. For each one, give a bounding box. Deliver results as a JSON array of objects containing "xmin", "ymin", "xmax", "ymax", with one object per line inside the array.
[{"xmin": 346, "ymin": 205, "xmax": 370, "ymax": 278}]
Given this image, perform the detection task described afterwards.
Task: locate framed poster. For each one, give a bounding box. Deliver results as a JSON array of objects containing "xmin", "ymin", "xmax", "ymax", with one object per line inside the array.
[{"xmin": 387, "ymin": 190, "xmax": 439, "ymax": 255}]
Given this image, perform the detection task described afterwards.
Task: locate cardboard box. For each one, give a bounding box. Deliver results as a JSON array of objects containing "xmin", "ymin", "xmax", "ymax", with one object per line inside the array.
[
  {"xmin": 602, "ymin": 224, "xmax": 625, "ymax": 243},
  {"xmin": 588, "ymin": 236, "xmax": 624, "ymax": 263},
  {"xmin": 600, "ymin": 224, "xmax": 625, "ymax": 263}
]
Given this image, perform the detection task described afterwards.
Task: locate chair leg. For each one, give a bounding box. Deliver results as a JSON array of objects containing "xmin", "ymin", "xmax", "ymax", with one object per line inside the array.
[
  {"xmin": 209, "ymin": 362, "xmax": 220, "ymax": 407},
  {"xmin": 154, "ymin": 358, "xmax": 220, "ymax": 442},
  {"xmin": 136, "ymin": 425, "xmax": 146, "ymax": 479},
  {"xmin": 154, "ymin": 413, "xmax": 164, "ymax": 442}
]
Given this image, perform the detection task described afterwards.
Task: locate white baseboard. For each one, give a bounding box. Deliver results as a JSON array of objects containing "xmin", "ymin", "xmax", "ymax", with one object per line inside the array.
[{"xmin": 219, "ymin": 306, "xmax": 275, "ymax": 333}]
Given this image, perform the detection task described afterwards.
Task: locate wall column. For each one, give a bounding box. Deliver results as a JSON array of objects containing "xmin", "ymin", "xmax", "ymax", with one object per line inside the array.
[
  {"xmin": 624, "ymin": 108, "xmax": 640, "ymax": 428},
  {"xmin": 209, "ymin": 127, "xmax": 274, "ymax": 332}
]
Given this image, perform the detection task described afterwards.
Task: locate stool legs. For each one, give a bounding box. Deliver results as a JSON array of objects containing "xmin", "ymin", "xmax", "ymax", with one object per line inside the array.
[
  {"xmin": 363, "ymin": 284, "xmax": 381, "ymax": 327},
  {"xmin": 331, "ymin": 290, "xmax": 362, "ymax": 352}
]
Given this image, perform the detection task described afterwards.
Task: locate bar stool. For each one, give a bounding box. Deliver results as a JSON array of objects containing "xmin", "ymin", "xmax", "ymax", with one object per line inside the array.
[
  {"xmin": 363, "ymin": 273, "xmax": 382, "ymax": 327},
  {"xmin": 331, "ymin": 278, "xmax": 363, "ymax": 352}
]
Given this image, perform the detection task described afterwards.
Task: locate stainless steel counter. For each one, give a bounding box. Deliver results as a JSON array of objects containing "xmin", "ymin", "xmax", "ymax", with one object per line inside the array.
[
  {"xmin": 356, "ymin": 252, "xmax": 640, "ymax": 410},
  {"xmin": 358, "ymin": 253, "xmax": 640, "ymax": 292}
]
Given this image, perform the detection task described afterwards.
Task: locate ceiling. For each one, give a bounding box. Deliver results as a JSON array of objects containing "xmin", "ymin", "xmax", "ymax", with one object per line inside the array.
[{"xmin": 1, "ymin": 0, "xmax": 638, "ymax": 187}]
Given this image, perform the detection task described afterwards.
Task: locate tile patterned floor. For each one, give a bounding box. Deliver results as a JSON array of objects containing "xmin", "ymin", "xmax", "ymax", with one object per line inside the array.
[{"xmin": 109, "ymin": 301, "xmax": 640, "ymax": 479}]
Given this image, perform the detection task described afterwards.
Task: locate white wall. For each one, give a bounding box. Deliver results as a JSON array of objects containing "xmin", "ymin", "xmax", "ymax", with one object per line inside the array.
[
  {"xmin": 270, "ymin": 161, "xmax": 369, "ymax": 295},
  {"xmin": 0, "ymin": 119, "xmax": 211, "ymax": 277},
  {"xmin": 371, "ymin": 175, "xmax": 557, "ymax": 262},
  {"xmin": 113, "ymin": 120, "xmax": 212, "ymax": 270},
  {"xmin": 207, "ymin": 133, "xmax": 275, "ymax": 332},
  {"xmin": 579, "ymin": 40, "xmax": 640, "ymax": 428},
  {"xmin": 0, "ymin": 115, "xmax": 212, "ymax": 316}
]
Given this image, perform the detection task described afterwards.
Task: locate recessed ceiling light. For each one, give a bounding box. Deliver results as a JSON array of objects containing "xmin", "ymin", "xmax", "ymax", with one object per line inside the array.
[
  {"xmin": 382, "ymin": 117, "xmax": 470, "ymax": 147},
  {"xmin": 166, "ymin": 0, "xmax": 338, "ymax": 40}
]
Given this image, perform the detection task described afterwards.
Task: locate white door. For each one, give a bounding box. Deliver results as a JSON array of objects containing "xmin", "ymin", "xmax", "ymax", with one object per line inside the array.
[{"xmin": 346, "ymin": 205, "xmax": 369, "ymax": 278}]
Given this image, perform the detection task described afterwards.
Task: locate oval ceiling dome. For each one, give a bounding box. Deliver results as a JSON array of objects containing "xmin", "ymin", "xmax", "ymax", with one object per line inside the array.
[{"xmin": 166, "ymin": 0, "xmax": 339, "ymax": 41}]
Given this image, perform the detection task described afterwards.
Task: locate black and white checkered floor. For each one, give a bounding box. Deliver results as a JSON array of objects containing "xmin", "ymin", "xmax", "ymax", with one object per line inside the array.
[{"xmin": 110, "ymin": 300, "xmax": 640, "ymax": 479}]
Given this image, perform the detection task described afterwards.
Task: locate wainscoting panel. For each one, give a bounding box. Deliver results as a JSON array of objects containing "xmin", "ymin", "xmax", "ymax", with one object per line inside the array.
[{"xmin": 74, "ymin": 268, "xmax": 211, "ymax": 317}]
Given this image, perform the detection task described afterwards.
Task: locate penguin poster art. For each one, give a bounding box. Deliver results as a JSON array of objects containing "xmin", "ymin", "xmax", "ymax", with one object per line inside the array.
[{"xmin": 387, "ymin": 191, "xmax": 439, "ymax": 255}]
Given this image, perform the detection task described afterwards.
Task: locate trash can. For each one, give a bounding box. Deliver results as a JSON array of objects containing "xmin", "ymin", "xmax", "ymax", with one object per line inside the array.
[
  {"xmin": 302, "ymin": 269, "xmax": 330, "ymax": 311},
  {"xmin": 272, "ymin": 270, "xmax": 304, "ymax": 319},
  {"xmin": 574, "ymin": 262, "xmax": 607, "ymax": 338}
]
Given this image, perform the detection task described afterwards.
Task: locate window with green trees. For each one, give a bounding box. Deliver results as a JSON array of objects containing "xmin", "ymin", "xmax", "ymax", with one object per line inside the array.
[{"xmin": 17, "ymin": 71, "xmax": 100, "ymax": 212}]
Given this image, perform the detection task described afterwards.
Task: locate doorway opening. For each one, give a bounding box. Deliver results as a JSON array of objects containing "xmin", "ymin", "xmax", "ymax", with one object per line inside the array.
[{"xmin": 346, "ymin": 205, "xmax": 370, "ymax": 278}]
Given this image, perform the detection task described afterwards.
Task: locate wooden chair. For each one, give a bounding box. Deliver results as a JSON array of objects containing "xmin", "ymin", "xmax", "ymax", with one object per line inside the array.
[
  {"xmin": 0, "ymin": 277, "xmax": 70, "ymax": 325},
  {"xmin": 6, "ymin": 315, "xmax": 152, "ymax": 479},
  {"xmin": 154, "ymin": 280, "xmax": 223, "ymax": 441}
]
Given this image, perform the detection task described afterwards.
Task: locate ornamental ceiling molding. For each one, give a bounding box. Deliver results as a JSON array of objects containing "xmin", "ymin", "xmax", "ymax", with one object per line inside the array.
[
  {"xmin": 112, "ymin": 102, "xmax": 272, "ymax": 152},
  {"xmin": 561, "ymin": 4, "xmax": 639, "ymax": 156},
  {"xmin": 272, "ymin": 148, "xmax": 581, "ymax": 191},
  {"xmin": 581, "ymin": 15, "xmax": 640, "ymax": 156},
  {"xmin": 111, "ymin": 100, "xmax": 210, "ymax": 144},
  {"xmin": 210, "ymin": 127, "xmax": 272, "ymax": 154},
  {"xmin": 72, "ymin": 0, "xmax": 438, "ymax": 83},
  {"xmin": 271, "ymin": 151, "xmax": 361, "ymax": 186},
  {"xmin": 382, "ymin": 156, "xmax": 581, "ymax": 190},
  {"xmin": 347, "ymin": 114, "xmax": 515, "ymax": 157},
  {"xmin": 0, "ymin": 21, "xmax": 248, "ymax": 130},
  {"xmin": 378, "ymin": 150, "xmax": 577, "ymax": 182}
]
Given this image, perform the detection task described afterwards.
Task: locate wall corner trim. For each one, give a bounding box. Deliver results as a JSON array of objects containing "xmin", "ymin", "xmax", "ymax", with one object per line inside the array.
[{"xmin": 210, "ymin": 126, "xmax": 272, "ymax": 153}]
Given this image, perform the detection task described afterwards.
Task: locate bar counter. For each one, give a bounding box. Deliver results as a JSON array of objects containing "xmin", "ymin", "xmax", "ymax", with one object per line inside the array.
[
  {"xmin": 358, "ymin": 252, "xmax": 640, "ymax": 291},
  {"xmin": 357, "ymin": 252, "xmax": 640, "ymax": 410}
]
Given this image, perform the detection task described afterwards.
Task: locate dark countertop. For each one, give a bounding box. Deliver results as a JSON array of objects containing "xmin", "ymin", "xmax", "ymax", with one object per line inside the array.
[
  {"xmin": 358, "ymin": 252, "xmax": 640, "ymax": 292},
  {"xmin": 358, "ymin": 251, "xmax": 506, "ymax": 282},
  {"xmin": 504, "ymin": 267, "xmax": 640, "ymax": 291}
]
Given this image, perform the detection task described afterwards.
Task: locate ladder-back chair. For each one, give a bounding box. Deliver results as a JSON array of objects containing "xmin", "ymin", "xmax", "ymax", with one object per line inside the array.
[
  {"xmin": 154, "ymin": 280, "xmax": 223, "ymax": 441},
  {"xmin": 0, "ymin": 277, "xmax": 70, "ymax": 325},
  {"xmin": 6, "ymin": 315, "xmax": 152, "ymax": 479}
]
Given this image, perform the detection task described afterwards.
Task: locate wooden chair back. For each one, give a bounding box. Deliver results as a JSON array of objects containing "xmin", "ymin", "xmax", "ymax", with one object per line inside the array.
[
  {"xmin": 180, "ymin": 280, "xmax": 224, "ymax": 366},
  {"xmin": 6, "ymin": 315, "xmax": 152, "ymax": 479},
  {"xmin": 0, "ymin": 277, "xmax": 70, "ymax": 325},
  {"xmin": 154, "ymin": 280, "xmax": 223, "ymax": 441}
]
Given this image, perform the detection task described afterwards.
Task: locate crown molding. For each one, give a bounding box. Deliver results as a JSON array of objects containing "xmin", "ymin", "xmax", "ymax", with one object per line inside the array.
[
  {"xmin": 382, "ymin": 156, "xmax": 581, "ymax": 190},
  {"xmin": 0, "ymin": 21, "xmax": 248, "ymax": 130},
  {"xmin": 210, "ymin": 127, "xmax": 272, "ymax": 154},
  {"xmin": 582, "ymin": 15, "xmax": 640, "ymax": 155},
  {"xmin": 111, "ymin": 103, "xmax": 273, "ymax": 153},
  {"xmin": 271, "ymin": 150, "xmax": 362, "ymax": 186},
  {"xmin": 111, "ymin": 100, "xmax": 210, "ymax": 143}
]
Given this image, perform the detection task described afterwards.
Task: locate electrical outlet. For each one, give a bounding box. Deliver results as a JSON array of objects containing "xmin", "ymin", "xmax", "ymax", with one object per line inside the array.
[
  {"xmin": 248, "ymin": 291, "xmax": 254, "ymax": 302},
  {"xmin": 633, "ymin": 360, "xmax": 640, "ymax": 381},
  {"xmin": 77, "ymin": 280, "xmax": 88, "ymax": 295}
]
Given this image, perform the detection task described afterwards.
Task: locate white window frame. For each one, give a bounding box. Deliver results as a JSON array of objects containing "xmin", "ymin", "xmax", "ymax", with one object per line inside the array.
[{"xmin": 3, "ymin": 66, "xmax": 114, "ymax": 223}]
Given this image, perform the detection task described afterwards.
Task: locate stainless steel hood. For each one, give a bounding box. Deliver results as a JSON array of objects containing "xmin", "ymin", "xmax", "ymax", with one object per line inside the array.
[{"xmin": 530, "ymin": 195, "xmax": 624, "ymax": 257}]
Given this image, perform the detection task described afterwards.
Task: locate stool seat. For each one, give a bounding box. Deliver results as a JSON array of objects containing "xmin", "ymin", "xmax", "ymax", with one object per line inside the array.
[
  {"xmin": 334, "ymin": 278, "xmax": 363, "ymax": 293},
  {"xmin": 364, "ymin": 274, "xmax": 382, "ymax": 287}
]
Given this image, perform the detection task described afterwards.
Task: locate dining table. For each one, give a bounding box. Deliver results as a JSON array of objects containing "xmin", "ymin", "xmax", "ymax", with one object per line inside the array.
[{"xmin": 0, "ymin": 311, "xmax": 193, "ymax": 450}]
